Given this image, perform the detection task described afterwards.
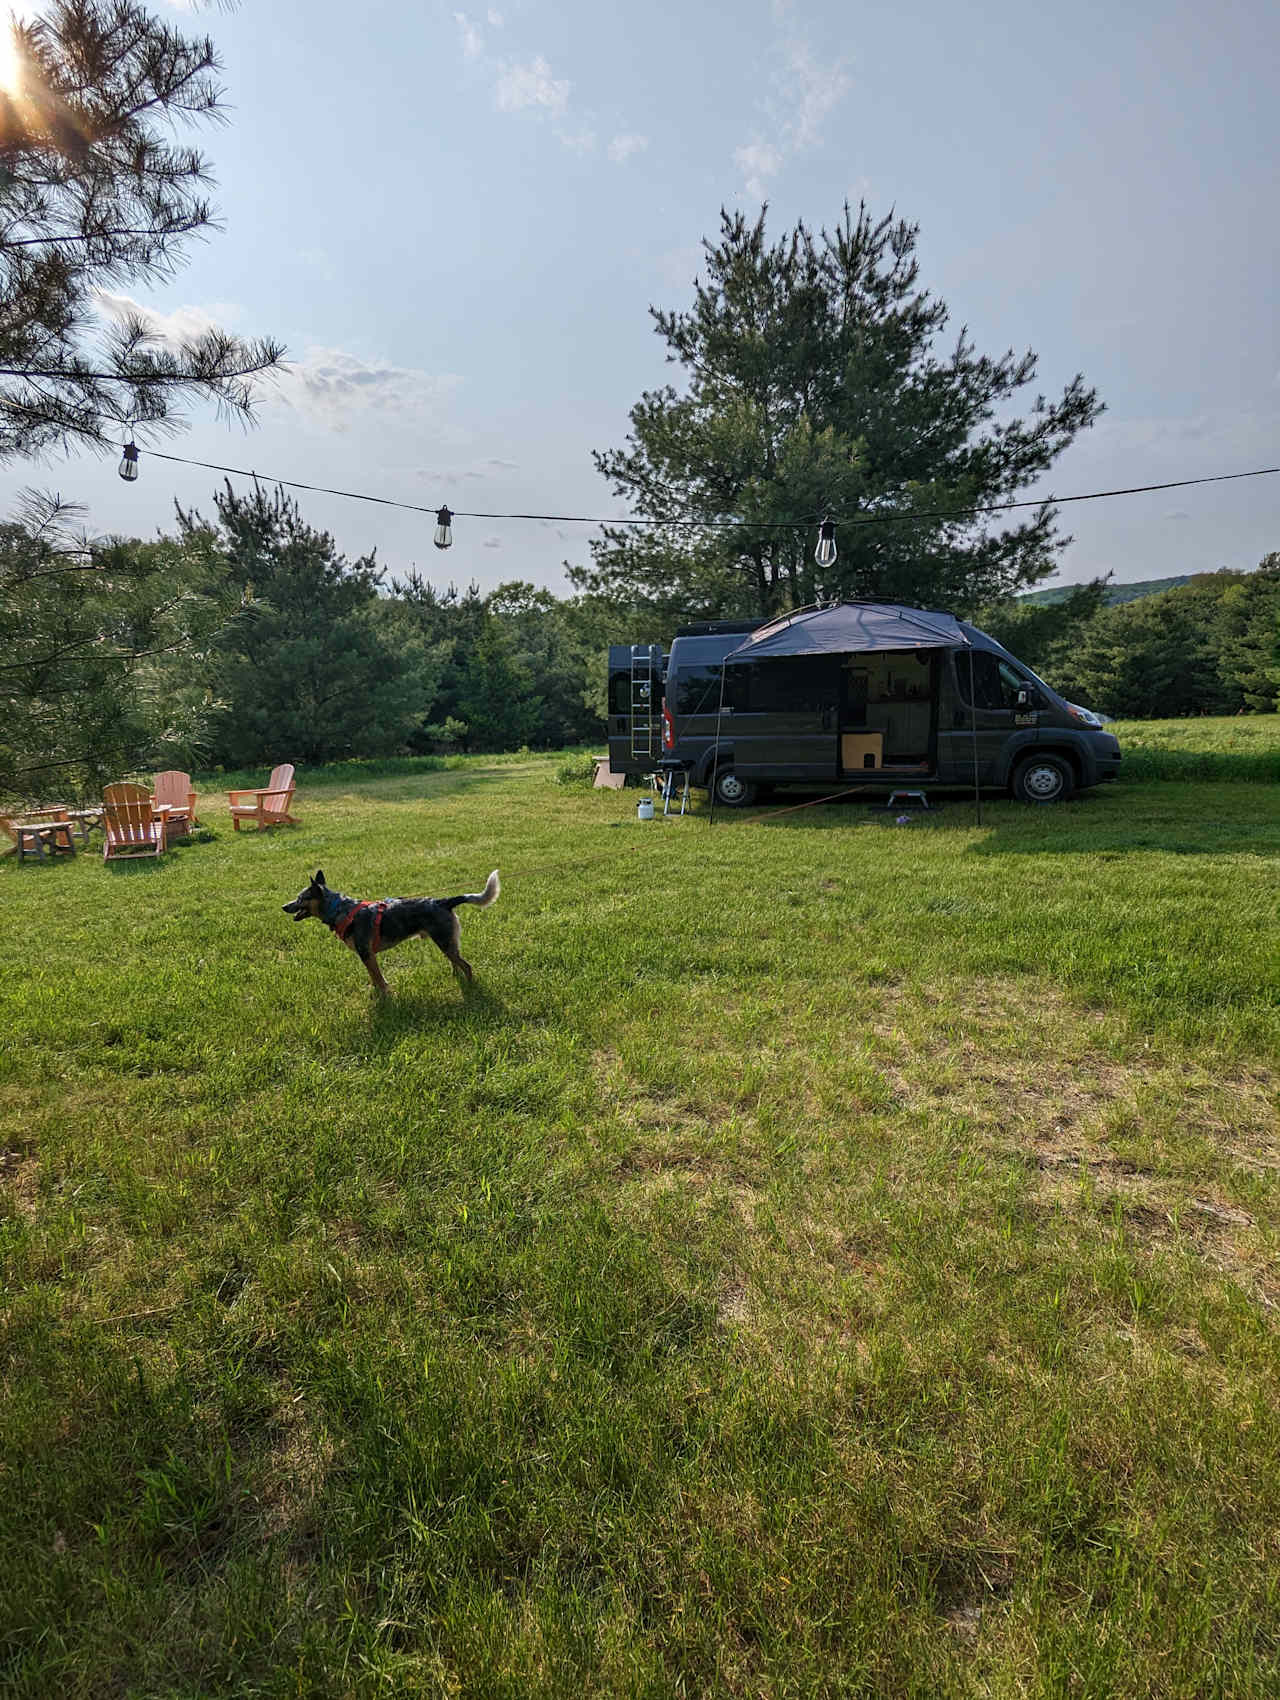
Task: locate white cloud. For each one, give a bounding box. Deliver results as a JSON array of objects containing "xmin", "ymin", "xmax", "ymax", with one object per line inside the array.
[
  {"xmin": 482, "ymin": 535, "xmax": 502, "ymax": 548},
  {"xmin": 733, "ymin": 20, "xmax": 850, "ymax": 199},
  {"xmin": 556, "ymin": 125, "xmax": 597, "ymax": 154},
  {"xmin": 93, "ymin": 290, "xmax": 240, "ymax": 348},
  {"xmin": 607, "ymin": 132, "xmax": 648, "ymax": 164},
  {"xmin": 454, "ymin": 10, "xmax": 485, "ymax": 60},
  {"xmin": 417, "ymin": 457, "xmax": 519, "ymax": 483},
  {"xmin": 733, "ymin": 140, "xmax": 784, "ymax": 197},
  {"xmin": 784, "ymin": 42, "xmax": 850, "ymax": 152},
  {"xmin": 454, "ymin": 16, "xmax": 639, "ymax": 156},
  {"xmin": 271, "ymin": 346, "xmax": 463, "ymax": 431},
  {"xmin": 494, "ymin": 53, "xmax": 569, "ymax": 115}
]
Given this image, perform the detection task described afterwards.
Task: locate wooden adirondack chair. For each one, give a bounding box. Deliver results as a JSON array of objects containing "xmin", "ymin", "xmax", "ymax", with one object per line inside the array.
[
  {"xmin": 227, "ymin": 763, "xmax": 298, "ymax": 831},
  {"xmin": 1, "ymin": 808, "xmax": 76, "ymax": 862},
  {"xmin": 153, "ymin": 769, "xmax": 198, "ymax": 835},
  {"xmin": 102, "ymin": 782, "xmax": 165, "ymax": 861}
]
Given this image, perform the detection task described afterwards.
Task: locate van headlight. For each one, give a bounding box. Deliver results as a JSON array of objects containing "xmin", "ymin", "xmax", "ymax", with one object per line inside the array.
[{"xmin": 1066, "ymin": 703, "xmax": 1103, "ymax": 729}]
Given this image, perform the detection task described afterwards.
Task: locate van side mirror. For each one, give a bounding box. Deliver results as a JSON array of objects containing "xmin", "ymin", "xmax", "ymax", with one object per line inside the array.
[{"xmin": 1014, "ymin": 688, "xmax": 1033, "ymax": 710}]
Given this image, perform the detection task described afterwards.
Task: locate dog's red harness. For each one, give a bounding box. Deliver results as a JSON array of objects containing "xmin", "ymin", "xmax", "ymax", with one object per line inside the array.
[{"xmin": 334, "ymin": 900, "xmax": 386, "ymax": 955}]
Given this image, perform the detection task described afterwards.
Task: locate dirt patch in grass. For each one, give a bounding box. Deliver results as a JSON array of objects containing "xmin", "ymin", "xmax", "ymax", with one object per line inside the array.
[
  {"xmin": 870, "ymin": 977, "xmax": 1277, "ymax": 1167},
  {"xmin": 594, "ymin": 976, "xmax": 1279, "ymax": 1350},
  {"xmin": 258, "ymin": 1398, "xmax": 336, "ymax": 1552},
  {"xmin": 0, "ymin": 1144, "xmax": 40, "ymax": 1221}
]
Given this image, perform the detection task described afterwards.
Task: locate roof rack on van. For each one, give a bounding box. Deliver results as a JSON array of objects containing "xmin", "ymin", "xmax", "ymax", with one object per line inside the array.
[{"xmin": 673, "ymin": 618, "xmax": 762, "ymax": 638}]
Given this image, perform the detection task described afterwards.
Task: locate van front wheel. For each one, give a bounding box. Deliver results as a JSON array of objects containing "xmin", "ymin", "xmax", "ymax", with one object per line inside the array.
[
  {"xmin": 1012, "ymin": 753, "xmax": 1075, "ymax": 804},
  {"xmin": 711, "ymin": 767, "xmax": 757, "ymax": 808}
]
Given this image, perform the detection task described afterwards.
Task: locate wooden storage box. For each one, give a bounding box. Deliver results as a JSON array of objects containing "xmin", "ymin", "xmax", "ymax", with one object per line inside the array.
[{"xmin": 841, "ymin": 732, "xmax": 883, "ymax": 771}]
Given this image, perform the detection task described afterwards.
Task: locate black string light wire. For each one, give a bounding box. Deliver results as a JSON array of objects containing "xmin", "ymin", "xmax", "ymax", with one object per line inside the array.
[{"xmin": 116, "ymin": 440, "xmax": 1280, "ymax": 537}]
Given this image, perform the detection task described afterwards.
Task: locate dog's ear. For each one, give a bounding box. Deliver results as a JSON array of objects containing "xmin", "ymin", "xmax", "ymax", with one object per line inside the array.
[{"xmin": 312, "ymin": 868, "xmax": 326, "ymax": 888}]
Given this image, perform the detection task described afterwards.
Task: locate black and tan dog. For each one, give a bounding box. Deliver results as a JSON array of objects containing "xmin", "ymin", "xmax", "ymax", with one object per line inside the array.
[{"xmin": 283, "ymin": 867, "xmax": 500, "ymax": 996}]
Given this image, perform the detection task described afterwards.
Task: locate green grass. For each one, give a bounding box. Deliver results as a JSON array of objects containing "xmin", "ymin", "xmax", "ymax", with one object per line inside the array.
[
  {"xmin": 2, "ymin": 741, "xmax": 1279, "ymax": 1697},
  {"xmin": 1110, "ymin": 714, "xmax": 1280, "ymax": 783}
]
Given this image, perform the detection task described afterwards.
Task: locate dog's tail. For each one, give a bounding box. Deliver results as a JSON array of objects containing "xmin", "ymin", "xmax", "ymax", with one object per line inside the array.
[{"xmin": 445, "ymin": 869, "xmax": 500, "ymax": 910}]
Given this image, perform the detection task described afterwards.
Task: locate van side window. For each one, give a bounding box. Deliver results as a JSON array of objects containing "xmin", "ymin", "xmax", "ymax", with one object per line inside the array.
[
  {"xmin": 956, "ymin": 651, "xmax": 1005, "ymax": 710},
  {"xmin": 737, "ymin": 658, "xmax": 837, "ymax": 713},
  {"xmin": 675, "ymin": 665, "xmax": 736, "ymax": 716},
  {"xmin": 957, "ymin": 653, "xmax": 1039, "ymax": 710},
  {"xmin": 997, "ymin": 660, "xmax": 1041, "ymax": 706}
]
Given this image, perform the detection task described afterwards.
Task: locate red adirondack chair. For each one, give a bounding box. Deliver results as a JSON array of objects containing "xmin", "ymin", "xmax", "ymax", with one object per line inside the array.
[
  {"xmin": 102, "ymin": 782, "xmax": 165, "ymax": 861},
  {"xmin": 152, "ymin": 769, "xmax": 198, "ymax": 835},
  {"xmin": 227, "ymin": 763, "xmax": 298, "ymax": 832}
]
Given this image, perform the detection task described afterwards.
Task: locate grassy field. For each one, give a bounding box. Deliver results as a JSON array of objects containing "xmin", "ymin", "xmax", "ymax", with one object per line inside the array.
[
  {"xmin": 2, "ymin": 740, "xmax": 1278, "ymax": 1697},
  {"xmin": 1109, "ymin": 715, "xmax": 1280, "ymax": 783}
]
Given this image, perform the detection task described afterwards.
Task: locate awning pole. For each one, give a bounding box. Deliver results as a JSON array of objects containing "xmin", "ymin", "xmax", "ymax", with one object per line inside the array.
[
  {"xmin": 709, "ymin": 655, "xmax": 729, "ymax": 827},
  {"xmin": 967, "ymin": 643, "xmax": 983, "ymax": 828}
]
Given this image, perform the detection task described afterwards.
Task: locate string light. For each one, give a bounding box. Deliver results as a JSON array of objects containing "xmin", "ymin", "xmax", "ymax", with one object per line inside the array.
[
  {"xmin": 814, "ymin": 514, "xmax": 837, "ymax": 567},
  {"xmin": 115, "ymin": 440, "xmax": 1280, "ymax": 541}
]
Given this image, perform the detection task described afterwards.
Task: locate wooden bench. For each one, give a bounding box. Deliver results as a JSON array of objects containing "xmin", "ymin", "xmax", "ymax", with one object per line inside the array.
[{"xmin": 0, "ymin": 810, "xmax": 76, "ymax": 863}]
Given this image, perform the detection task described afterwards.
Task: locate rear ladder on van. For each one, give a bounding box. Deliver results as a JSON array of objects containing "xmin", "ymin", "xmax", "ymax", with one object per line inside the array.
[{"xmin": 629, "ymin": 644, "xmax": 662, "ymax": 764}]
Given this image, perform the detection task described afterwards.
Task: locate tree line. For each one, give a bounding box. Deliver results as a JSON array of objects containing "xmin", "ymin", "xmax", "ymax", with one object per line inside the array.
[
  {"xmin": 978, "ymin": 561, "xmax": 1280, "ymax": 720},
  {"xmin": 4, "ymin": 472, "xmax": 1275, "ymax": 800},
  {"xmin": 0, "ymin": 481, "xmax": 639, "ymax": 797}
]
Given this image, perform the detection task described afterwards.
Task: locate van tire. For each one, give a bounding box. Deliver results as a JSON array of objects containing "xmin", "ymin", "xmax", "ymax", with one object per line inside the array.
[
  {"xmin": 712, "ymin": 766, "xmax": 757, "ymax": 808},
  {"xmin": 1012, "ymin": 753, "xmax": 1075, "ymax": 804}
]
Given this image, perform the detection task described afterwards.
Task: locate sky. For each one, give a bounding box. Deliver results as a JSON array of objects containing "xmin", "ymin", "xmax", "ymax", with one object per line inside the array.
[{"xmin": 3, "ymin": 0, "xmax": 1278, "ymax": 596}]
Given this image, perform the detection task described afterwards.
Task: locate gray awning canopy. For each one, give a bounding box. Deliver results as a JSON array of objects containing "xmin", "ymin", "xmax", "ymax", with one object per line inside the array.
[{"xmin": 727, "ymin": 603, "xmax": 970, "ymax": 660}]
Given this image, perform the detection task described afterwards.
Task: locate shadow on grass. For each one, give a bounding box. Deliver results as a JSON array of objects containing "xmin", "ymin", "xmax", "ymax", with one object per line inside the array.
[
  {"xmin": 968, "ymin": 815, "xmax": 1280, "ymax": 858},
  {"xmin": 99, "ymin": 855, "xmax": 173, "ymax": 875},
  {"xmin": 359, "ymin": 978, "xmax": 508, "ymax": 1049},
  {"xmin": 706, "ymin": 787, "xmax": 974, "ymax": 831},
  {"xmin": 707, "ymin": 784, "xmax": 1280, "ymax": 858}
]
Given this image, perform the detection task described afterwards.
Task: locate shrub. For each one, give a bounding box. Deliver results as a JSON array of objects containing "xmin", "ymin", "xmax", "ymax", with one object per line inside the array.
[{"xmin": 556, "ymin": 752, "xmax": 598, "ymax": 788}]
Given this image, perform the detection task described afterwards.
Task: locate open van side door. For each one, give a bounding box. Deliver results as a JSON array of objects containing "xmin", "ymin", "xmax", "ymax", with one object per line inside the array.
[{"xmin": 607, "ymin": 644, "xmax": 665, "ymax": 776}]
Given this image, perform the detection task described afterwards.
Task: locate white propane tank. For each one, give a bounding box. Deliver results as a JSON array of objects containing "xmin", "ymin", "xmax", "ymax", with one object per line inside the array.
[{"xmin": 636, "ymin": 797, "xmax": 654, "ymax": 821}]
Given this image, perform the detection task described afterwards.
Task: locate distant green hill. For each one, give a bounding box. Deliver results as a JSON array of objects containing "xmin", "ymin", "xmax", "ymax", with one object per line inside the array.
[{"xmin": 1021, "ymin": 574, "xmax": 1195, "ymax": 607}]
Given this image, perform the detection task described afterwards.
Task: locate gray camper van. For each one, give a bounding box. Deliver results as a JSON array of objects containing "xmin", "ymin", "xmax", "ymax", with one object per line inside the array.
[{"xmin": 608, "ymin": 603, "xmax": 1120, "ymax": 806}]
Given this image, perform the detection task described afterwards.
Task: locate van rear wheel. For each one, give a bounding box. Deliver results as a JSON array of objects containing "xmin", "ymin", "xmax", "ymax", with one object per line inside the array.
[
  {"xmin": 1012, "ymin": 753, "xmax": 1075, "ymax": 804},
  {"xmin": 711, "ymin": 766, "xmax": 757, "ymax": 808}
]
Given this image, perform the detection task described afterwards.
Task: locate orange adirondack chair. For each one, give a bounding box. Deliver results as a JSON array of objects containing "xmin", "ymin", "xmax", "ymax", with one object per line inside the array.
[
  {"xmin": 227, "ymin": 763, "xmax": 298, "ymax": 832},
  {"xmin": 102, "ymin": 782, "xmax": 165, "ymax": 861},
  {"xmin": 153, "ymin": 769, "xmax": 198, "ymax": 835}
]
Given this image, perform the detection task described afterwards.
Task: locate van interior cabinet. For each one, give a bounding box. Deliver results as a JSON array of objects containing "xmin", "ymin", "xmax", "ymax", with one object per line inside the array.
[{"xmin": 841, "ymin": 732, "xmax": 883, "ymax": 770}]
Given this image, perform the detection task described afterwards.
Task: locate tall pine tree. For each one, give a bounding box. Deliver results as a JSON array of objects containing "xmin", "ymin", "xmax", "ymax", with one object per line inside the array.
[
  {"xmin": 0, "ymin": 2, "xmax": 281, "ymax": 460},
  {"xmin": 574, "ymin": 203, "xmax": 1102, "ymax": 620},
  {"xmin": 189, "ymin": 484, "xmax": 443, "ymax": 768}
]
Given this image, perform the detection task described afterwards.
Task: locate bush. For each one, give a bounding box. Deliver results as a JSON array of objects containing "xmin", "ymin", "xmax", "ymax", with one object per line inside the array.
[{"xmin": 556, "ymin": 752, "xmax": 599, "ymax": 788}]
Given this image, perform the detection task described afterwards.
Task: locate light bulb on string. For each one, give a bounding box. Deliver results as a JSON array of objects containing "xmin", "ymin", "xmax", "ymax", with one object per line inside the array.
[
  {"xmin": 433, "ymin": 505, "xmax": 453, "ymax": 549},
  {"xmin": 119, "ymin": 439, "xmax": 139, "ymax": 482},
  {"xmin": 814, "ymin": 514, "xmax": 837, "ymax": 568}
]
